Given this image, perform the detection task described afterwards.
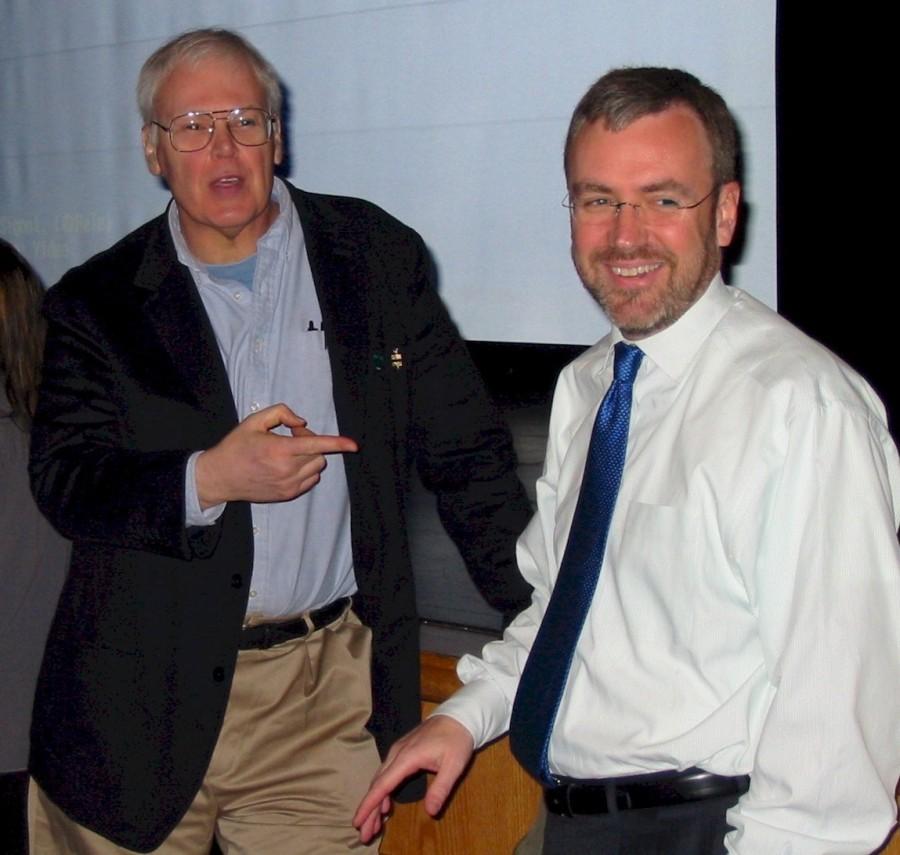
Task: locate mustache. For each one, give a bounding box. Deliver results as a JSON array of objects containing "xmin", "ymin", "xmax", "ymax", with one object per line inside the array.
[{"xmin": 591, "ymin": 246, "xmax": 675, "ymax": 265}]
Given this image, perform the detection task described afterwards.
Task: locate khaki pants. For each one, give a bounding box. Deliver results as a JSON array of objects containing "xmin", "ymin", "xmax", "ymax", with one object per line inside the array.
[{"xmin": 30, "ymin": 610, "xmax": 380, "ymax": 854}]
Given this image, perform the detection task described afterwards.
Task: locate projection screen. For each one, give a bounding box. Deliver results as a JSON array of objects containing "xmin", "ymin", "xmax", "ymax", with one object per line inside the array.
[{"xmin": 1, "ymin": 0, "xmax": 775, "ymax": 345}]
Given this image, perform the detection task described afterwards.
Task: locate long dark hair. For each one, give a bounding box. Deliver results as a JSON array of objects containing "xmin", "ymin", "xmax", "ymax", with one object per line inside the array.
[{"xmin": 0, "ymin": 238, "xmax": 46, "ymax": 429}]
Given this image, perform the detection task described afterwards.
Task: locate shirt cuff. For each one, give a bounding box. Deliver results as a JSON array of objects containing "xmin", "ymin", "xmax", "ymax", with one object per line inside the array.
[
  {"xmin": 184, "ymin": 451, "xmax": 226, "ymax": 527},
  {"xmin": 431, "ymin": 669, "xmax": 513, "ymax": 750}
]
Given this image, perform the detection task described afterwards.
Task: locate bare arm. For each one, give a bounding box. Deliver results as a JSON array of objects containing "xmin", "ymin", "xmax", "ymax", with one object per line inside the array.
[
  {"xmin": 353, "ymin": 715, "xmax": 474, "ymax": 844},
  {"xmin": 195, "ymin": 403, "xmax": 358, "ymax": 508}
]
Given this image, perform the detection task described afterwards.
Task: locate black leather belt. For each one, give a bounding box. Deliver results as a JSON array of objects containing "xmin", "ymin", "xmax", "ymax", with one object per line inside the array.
[
  {"xmin": 238, "ymin": 597, "xmax": 352, "ymax": 650},
  {"xmin": 544, "ymin": 768, "xmax": 750, "ymax": 817}
]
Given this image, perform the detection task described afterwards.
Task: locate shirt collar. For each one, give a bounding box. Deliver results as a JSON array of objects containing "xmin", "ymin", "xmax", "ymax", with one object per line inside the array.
[
  {"xmin": 167, "ymin": 177, "xmax": 292, "ymax": 274},
  {"xmin": 611, "ymin": 274, "xmax": 735, "ymax": 382}
]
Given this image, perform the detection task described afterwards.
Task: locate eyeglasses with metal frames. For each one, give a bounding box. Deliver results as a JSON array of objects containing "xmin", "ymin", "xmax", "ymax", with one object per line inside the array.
[
  {"xmin": 150, "ymin": 107, "xmax": 277, "ymax": 153},
  {"xmin": 562, "ymin": 186, "xmax": 718, "ymax": 225}
]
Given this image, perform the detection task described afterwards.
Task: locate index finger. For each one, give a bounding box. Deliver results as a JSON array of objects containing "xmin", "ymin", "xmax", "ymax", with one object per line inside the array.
[
  {"xmin": 355, "ymin": 796, "xmax": 391, "ymax": 844},
  {"xmin": 353, "ymin": 762, "xmax": 411, "ymax": 830},
  {"xmin": 284, "ymin": 433, "xmax": 359, "ymax": 455}
]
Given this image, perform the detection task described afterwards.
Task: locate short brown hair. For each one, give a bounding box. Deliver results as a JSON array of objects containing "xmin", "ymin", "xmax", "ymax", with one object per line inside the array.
[{"xmin": 564, "ymin": 67, "xmax": 739, "ymax": 185}]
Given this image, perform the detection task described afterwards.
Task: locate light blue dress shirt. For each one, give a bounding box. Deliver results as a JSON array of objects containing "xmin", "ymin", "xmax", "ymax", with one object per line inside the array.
[{"xmin": 176, "ymin": 179, "xmax": 356, "ymax": 619}]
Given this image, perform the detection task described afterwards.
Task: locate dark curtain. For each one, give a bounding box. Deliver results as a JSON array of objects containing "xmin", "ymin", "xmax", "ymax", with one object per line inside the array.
[{"xmin": 775, "ymin": 4, "xmax": 896, "ymax": 438}]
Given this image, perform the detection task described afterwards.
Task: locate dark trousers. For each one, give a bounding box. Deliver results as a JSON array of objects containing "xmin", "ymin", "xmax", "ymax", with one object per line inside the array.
[{"xmin": 542, "ymin": 792, "xmax": 739, "ymax": 855}]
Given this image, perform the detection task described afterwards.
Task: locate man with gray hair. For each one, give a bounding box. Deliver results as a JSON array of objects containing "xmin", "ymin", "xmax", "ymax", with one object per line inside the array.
[
  {"xmin": 355, "ymin": 67, "xmax": 900, "ymax": 854},
  {"xmin": 28, "ymin": 27, "xmax": 531, "ymax": 853}
]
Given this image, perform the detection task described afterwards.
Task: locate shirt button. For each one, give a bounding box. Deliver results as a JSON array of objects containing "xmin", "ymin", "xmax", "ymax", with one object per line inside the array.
[
  {"xmin": 231, "ymin": 573, "xmax": 243, "ymax": 589},
  {"xmin": 249, "ymin": 402, "xmax": 260, "ymax": 413},
  {"xmin": 254, "ymin": 339, "xmax": 262, "ymax": 353},
  {"xmin": 212, "ymin": 666, "xmax": 225, "ymax": 682},
  {"xmin": 249, "ymin": 590, "xmax": 257, "ymax": 598},
  {"xmin": 232, "ymin": 292, "xmax": 242, "ymax": 301},
  {"xmin": 252, "ymin": 526, "xmax": 260, "ymax": 536}
]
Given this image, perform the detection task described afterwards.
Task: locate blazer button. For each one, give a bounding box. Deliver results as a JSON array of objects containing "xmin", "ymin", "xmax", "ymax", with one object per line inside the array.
[
  {"xmin": 231, "ymin": 573, "xmax": 243, "ymax": 589},
  {"xmin": 212, "ymin": 666, "xmax": 225, "ymax": 683}
]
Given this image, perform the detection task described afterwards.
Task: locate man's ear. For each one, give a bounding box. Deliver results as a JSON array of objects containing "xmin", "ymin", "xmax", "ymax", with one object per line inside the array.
[
  {"xmin": 142, "ymin": 125, "xmax": 163, "ymax": 177},
  {"xmin": 273, "ymin": 118, "xmax": 284, "ymax": 167},
  {"xmin": 716, "ymin": 181, "xmax": 741, "ymax": 247}
]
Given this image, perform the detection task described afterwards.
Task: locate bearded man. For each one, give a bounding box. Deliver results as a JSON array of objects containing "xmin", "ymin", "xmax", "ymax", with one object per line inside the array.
[{"xmin": 355, "ymin": 67, "xmax": 900, "ymax": 855}]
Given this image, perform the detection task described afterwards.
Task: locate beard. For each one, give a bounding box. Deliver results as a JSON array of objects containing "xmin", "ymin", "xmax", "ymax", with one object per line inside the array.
[{"xmin": 573, "ymin": 230, "xmax": 721, "ymax": 340}]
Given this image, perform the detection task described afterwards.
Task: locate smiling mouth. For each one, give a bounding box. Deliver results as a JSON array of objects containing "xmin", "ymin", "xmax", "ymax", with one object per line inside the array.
[{"xmin": 609, "ymin": 262, "xmax": 663, "ymax": 278}]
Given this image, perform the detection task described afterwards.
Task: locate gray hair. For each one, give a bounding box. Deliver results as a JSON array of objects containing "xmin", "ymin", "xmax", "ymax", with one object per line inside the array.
[
  {"xmin": 564, "ymin": 67, "xmax": 738, "ymax": 186},
  {"xmin": 137, "ymin": 27, "xmax": 283, "ymax": 124}
]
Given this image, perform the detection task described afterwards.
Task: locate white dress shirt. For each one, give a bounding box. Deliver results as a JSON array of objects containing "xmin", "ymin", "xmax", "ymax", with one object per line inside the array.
[{"xmin": 438, "ymin": 276, "xmax": 900, "ymax": 854}]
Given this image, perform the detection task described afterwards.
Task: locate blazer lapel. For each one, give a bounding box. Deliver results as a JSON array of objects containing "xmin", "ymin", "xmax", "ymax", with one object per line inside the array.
[
  {"xmin": 292, "ymin": 188, "xmax": 371, "ymax": 441},
  {"xmin": 134, "ymin": 218, "xmax": 238, "ymax": 433}
]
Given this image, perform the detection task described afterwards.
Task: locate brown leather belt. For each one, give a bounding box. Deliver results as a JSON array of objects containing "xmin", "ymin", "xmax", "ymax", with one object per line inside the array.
[
  {"xmin": 238, "ymin": 597, "xmax": 352, "ymax": 650},
  {"xmin": 544, "ymin": 768, "xmax": 750, "ymax": 816}
]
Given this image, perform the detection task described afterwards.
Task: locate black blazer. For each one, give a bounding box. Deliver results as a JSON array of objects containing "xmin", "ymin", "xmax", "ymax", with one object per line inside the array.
[{"xmin": 29, "ymin": 182, "xmax": 532, "ymax": 851}]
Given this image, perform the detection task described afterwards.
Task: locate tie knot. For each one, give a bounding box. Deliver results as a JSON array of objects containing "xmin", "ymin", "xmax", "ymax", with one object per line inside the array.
[{"xmin": 613, "ymin": 341, "xmax": 643, "ymax": 385}]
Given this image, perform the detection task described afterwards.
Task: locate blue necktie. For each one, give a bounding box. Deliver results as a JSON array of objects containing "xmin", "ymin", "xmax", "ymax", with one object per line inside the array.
[{"xmin": 509, "ymin": 341, "xmax": 644, "ymax": 783}]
